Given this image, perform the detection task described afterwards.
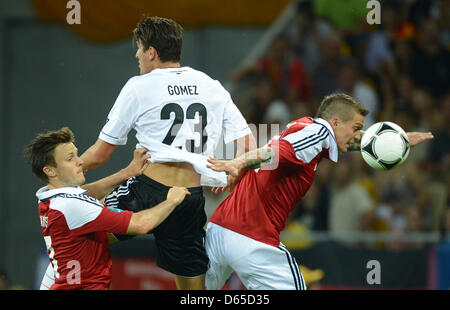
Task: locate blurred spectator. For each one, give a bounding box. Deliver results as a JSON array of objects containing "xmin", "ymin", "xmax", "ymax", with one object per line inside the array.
[
  {"xmin": 377, "ymin": 163, "xmax": 430, "ymax": 211},
  {"xmin": 372, "ymin": 163, "xmax": 431, "ymax": 245},
  {"xmin": 402, "ymin": 206, "xmax": 427, "ymax": 249},
  {"xmin": 411, "ymin": 18, "xmax": 450, "ymax": 98},
  {"xmin": 287, "ymin": 0, "xmax": 335, "ymax": 75},
  {"xmin": 405, "ymin": 89, "xmax": 435, "ymax": 163},
  {"xmin": 393, "ymin": 40, "xmax": 415, "ymax": 75},
  {"xmin": 312, "ymin": 33, "xmax": 344, "ymax": 100},
  {"xmin": 393, "ymin": 74, "xmax": 416, "ymax": 111},
  {"xmin": 364, "ymin": 2, "xmax": 397, "ymax": 74},
  {"xmin": 328, "ymin": 156, "xmax": 375, "ymax": 244},
  {"xmin": 382, "ymin": 205, "xmax": 426, "ymax": 250},
  {"xmin": 426, "ymin": 93, "xmax": 450, "ymax": 180},
  {"xmin": 231, "ymin": 35, "xmax": 311, "ymax": 106},
  {"xmin": 291, "ymin": 100, "xmax": 314, "ymax": 120},
  {"xmin": 236, "ymin": 78, "xmax": 276, "ymax": 126},
  {"xmin": 406, "ymin": 206, "xmax": 425, "ymax": 234},
  {"xmin": 263, "ymin": 99, "xmax": 292, "ymax": 130},
  {"xmin": 336, "ymin": 58, "xmax": 379, "ymax": 127},
  {"xmin": 408, "ymin": 0, "xmax": 441, "ymax": 26},
  {"xmin": 436, "ymin": 0, "xmax": 450, "ymax": 48},
  {"xmin": 424, "ymin": 93, "xmax": 449, "ymax": 231}
]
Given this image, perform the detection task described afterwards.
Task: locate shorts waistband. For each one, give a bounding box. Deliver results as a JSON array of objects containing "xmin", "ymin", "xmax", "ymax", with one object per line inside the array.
[{"xmin": 137, "ymin": 174, "xmax": 203, "ymax": 195}]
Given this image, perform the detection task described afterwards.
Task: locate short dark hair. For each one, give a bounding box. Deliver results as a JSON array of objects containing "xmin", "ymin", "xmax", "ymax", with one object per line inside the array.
[
  {"xmin": 316, "ymin": 93, "xmax": 369, "ymax": 121},
  {"xmin": 133, "ymin": 16, "xmax": 183, "ymax": 62},
  {"xmin": 23, "ymin": 127, "xmax": 75, "ymax": 184}
]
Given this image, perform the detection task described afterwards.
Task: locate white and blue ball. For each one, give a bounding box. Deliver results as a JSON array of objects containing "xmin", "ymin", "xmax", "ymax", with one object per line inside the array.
[{"xmin": 360, "ymin": 121, "xmax": 410, "ymax": 170}]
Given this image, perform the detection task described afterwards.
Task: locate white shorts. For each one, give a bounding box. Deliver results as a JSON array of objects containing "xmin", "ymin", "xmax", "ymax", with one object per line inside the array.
[{"xmin": 205, "ymin": 222, "xmax": 306, "ymax": 290}]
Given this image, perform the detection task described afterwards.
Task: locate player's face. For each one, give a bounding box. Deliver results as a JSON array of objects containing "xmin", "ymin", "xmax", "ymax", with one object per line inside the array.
[
  {"xmin": 333, "ymin": 113, "xmax": 365, "ymax": 152},
  {"xmin": 48, "ymin": 143, "xmax": 85, "ymax": 188},
  {"xmin": 135, "ymin": 41, "xmax": 154, "ymax": 75}
]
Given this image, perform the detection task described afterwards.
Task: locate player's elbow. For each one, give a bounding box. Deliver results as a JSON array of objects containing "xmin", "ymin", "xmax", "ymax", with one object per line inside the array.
[
  {"xmin": 89, "ymin": 151, "xmax": 111, "ymax": 167},
  {"xmin": 127, "ymin": 213, "xmax": 156, "ymax": 235},
  {"xmin": 134, "ymin": 220, "xmax": 156, "ymax": 235},
  {"xmin": 83, "ymin": 139, "xmax": 116, "ymax": 169},
  {"xmin": 134, "ymin": 223, "xmax": 154, "ymax": 235}
]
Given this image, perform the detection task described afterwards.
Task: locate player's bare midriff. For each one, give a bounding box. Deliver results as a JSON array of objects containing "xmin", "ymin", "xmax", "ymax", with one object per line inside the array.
[{"xmin": 143, "ymin": 161, "xmax": 201, "ymax": 188}]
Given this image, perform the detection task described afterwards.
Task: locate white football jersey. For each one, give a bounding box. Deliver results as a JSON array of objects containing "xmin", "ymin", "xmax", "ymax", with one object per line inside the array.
[{"xmin": 99, "ymin": 67, "xmax": 251, "ymax": 186}]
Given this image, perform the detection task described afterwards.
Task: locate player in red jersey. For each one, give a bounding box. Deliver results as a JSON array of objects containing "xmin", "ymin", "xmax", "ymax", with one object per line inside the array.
[
  {"xmin": 204, "ymin": 93, "xmax": 434, "ymax": 290},
  {"xmin": 24, "ymin": 127, "xmax": 190, "ymax": 290}
]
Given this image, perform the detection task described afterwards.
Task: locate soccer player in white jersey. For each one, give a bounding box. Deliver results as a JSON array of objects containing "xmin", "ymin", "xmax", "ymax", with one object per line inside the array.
[
  {"xmin": 24, "ymin": 127, "xmax": 190, "ymax": 289},
  {"xmin": 204, "ymin": 93, "xmax": 434, "ymax": 290},
  {"xmin": 80, "ymin": 16, "xmax": 255, "ymax": 289}
]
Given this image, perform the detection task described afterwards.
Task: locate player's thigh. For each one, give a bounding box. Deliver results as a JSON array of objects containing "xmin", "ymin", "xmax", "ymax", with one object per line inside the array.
[
  {"xmin": 204, "ymin": 223, "xmax": 235, "ymax": 290},
  {"xmin": 205, "ymin": 259, "xmax": 234, "ymax": 290},
  {"xmin": 234, "ymin": 243, "xmax": 306, "ymax": 290}
]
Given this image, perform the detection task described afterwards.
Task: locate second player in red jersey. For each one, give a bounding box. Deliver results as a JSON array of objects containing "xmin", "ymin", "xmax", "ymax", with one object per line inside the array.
[
  {"xmin": 209, "ymin": 117, "xmax": 337, "ymax": 247},
  {"xmin": 205, "ymin": 93, "xmax": 433, "ymax": 290}
]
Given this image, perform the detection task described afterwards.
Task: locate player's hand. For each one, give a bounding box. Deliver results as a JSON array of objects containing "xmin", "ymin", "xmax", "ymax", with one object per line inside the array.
[
  {"xmin": 167, "ymin": 186, "xmax": 191, "ymax": 205},
  {"xmin": 207, "ymin": 157, "xmax": 241, "ymax": 177},
  {"xmin": 209, "ymin": 174, "xmax": 238, "ymax": 194},
  {"xmin": 407, "ymin": 132, "xmax": 434, "ymax": 147},
  {"xmin": 123, "ymin": 148, "xmax": 151, "ymax": 178}
]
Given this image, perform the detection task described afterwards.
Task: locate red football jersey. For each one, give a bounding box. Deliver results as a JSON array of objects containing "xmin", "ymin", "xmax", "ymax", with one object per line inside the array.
[
  {"xmin": 209, "ymin": 117, "xmax": 338, "ymax": 246},
  {"xmin": 37, "ymin": 186, "xmax": 133, "ymax": 290}
]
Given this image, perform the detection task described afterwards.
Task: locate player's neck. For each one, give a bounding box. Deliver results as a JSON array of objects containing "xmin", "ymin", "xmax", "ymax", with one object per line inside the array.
[
  {"xmin": 155, "ymin": 61, "xmax": 181, "ymax": 70},
  {"xmin": 47, "ymin": 179, "xmax": 82, "ymax": 190}
]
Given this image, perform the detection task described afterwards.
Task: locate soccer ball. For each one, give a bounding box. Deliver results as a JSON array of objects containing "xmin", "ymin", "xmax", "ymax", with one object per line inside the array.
[{"xmin": 360, "ymin": 121, "xmax": 410, "ymax": 170}]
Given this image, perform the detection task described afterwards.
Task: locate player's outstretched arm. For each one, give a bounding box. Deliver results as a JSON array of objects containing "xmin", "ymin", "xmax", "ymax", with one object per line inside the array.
[
  {"xmin": 406, "ymin": 132, "xmax": 434, "ymax": 146},
  {"xmin": 235, "ymin": 133, "xmax": 257, "ymax": 157},
  {"xmin": 82, "ymin": 148, "xmax": 150, "ymax": 200},
  {"xmin": 348, "ymin": 130, "xmax": 434, "ymax": 151},
  {"xmin": 126, "ymin": 187, "xmax": 190, "ymax": 235},
  {"xmin": 207, "ymin": 147, "xmax": 275, "ymax": 177}
]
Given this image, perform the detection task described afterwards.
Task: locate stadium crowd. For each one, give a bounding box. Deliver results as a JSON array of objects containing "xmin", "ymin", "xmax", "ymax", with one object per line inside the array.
[{"xmin": 229, "ymin": 0, "xmax": 449, "ymax": 249}]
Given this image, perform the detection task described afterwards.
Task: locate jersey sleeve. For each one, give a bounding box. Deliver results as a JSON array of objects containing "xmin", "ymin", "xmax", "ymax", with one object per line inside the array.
[
  {"xmin": 271, "ymin": 138, "xmax": 309, "ymax": 166},
  {"xmin": 222, "ymin": 96, "xmax": 252, "ymax": 144},
  {"xmin": 99, "ymin": 79, "xmax": 139, "ymax": 145},
  {"xmin": 70, "ymin": 206, "xmax": 133, "ymax": 236},
  {"xmin": 56, "ymin": 196, "xmax": 133, "ymax": 236},
  {"xmin": 277, "ymin": 123, "xmax": 332, "ymax": 165}
]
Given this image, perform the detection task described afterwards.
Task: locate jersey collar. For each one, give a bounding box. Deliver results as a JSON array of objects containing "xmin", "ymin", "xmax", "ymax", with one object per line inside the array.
[
  {"xmin": 36, "ymin": 186, "xmax": 88, "ymax": 201},
  {"xmin": 313, "ymin": 118, "xmax": 338, "ymax": 162}
]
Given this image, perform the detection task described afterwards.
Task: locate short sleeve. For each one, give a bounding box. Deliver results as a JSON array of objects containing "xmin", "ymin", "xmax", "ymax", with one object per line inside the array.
[
  {"xmin": 281, "ymin": 123, "xmax": 331, "ymax": 163},
  {"xmin": 222, "ymin": 97, "xmax": 251, "ymax": 144},
  {"xmin": 99, "ymin": 79, "xmax": 139, "ymax": 145},
  {"xmin": 70, "ymin": 206, "xmax": 132, "ymax": 236},
  {"xmin": 270, "ymin": 138, "xmax": 308, "ymax": 167}
]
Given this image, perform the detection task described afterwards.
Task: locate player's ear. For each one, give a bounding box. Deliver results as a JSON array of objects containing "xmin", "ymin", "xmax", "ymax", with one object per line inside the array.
[
  {"xmin": 43, "ymin": 166, "xmax": 57, "ymax": 178},
  {"xmin": 147, "ymin": 46, "xmax": 158, "ymax": 61},
  {"xmin": 329, "ymin": 116, "xmax": 340, "ymax": 129}
]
